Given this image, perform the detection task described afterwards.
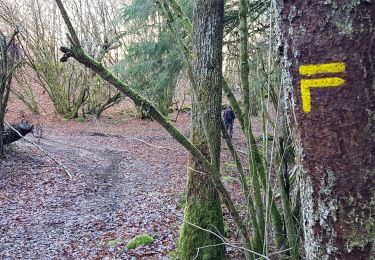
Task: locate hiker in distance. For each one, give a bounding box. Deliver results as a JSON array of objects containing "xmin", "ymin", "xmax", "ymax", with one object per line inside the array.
[{"xmin": 223, "ymin": 105, "xmax": 236, "ymax": 139}]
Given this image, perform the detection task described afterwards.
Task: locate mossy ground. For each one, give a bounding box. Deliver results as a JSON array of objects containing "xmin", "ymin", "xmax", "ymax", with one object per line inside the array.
[{"xmin": 127, "ymin": 234, "xmax": 154, "ymax": 250}]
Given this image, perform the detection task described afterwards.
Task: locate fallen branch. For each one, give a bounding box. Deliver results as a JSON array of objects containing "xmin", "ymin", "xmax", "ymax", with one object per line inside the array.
[
  {"xmin": 129, "ymin": 137, "xmax": 172, "ymax": 151},
  {"xmin": 5, "ymin": 122, "xmax": 72, "ymax": 178},
  {"xmin": 88, "ymin": 132, "xmax": 172, "ymax": 150}
]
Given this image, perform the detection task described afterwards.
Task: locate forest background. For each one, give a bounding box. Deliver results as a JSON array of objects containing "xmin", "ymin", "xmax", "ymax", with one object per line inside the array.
[{"xmin": 0, "ymin": 0, "xmax": 373, "ymax": 259}]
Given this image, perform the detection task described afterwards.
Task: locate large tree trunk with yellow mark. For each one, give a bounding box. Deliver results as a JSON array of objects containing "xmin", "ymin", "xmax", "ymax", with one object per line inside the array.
[
  {"xmin": 177, "ymin": 0, "xmax": 226, "ymax": 259},
  {"xmin": 274, "ymin": 1, "xmax": 374, "ymax": 259}
]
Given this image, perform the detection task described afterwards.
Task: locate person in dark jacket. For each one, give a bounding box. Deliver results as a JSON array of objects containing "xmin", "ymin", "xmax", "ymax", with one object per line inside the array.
[{"xmin": 223, "ymin": 105, "xmax": 236, "ymax": 138}]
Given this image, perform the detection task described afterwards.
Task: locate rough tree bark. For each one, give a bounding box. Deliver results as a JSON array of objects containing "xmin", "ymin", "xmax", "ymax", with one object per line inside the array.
[
  {"xmin": 178, "ymin": 0, "xmax": 226, "ymax": 259},
  {"xmin": 275, "ymin": 1, "xmax": 374, "ymax": 259},
  {"xmin": 239, "ymin": 0, "xmax": 256, "ymax": 119},
  {"xmin": 0, "ymin": 30, "xmax": 19, "ymax": 157}
]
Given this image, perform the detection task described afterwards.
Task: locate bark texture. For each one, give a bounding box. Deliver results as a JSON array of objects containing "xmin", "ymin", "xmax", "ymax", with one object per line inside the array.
[
  {"xmin": 275, "ymin": 1, "xmax": 374, "ymax": 259},
  {"xmin": 178, "ymin": 0, "xmax": 226, "ymax": 259},
  {"xmin": 0, "ymin": 30, "xmax": 19, "ymax": 156}
]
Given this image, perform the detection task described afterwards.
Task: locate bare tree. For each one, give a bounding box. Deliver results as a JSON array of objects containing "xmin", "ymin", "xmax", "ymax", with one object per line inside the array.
[{"xmin": 0, "ymin": 0, "xmax": 126, "ymax": 118}]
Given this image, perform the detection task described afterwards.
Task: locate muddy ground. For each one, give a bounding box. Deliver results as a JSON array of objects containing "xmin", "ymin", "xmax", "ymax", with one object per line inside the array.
[{"xmin": 0, "ymin": 111, "xmax": 249, "ymax": 259}]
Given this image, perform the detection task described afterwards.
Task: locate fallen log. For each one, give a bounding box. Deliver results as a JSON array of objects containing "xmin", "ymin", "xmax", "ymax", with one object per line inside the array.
[{"xmin": 2, "ymin": 122, "xmax": 34, "ymax": 145}]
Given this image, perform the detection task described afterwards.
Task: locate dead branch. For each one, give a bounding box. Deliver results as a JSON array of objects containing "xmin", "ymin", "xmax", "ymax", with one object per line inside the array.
[{"xmin": 129, "ymin": 137, "xmax": 172, "ymax": 151}]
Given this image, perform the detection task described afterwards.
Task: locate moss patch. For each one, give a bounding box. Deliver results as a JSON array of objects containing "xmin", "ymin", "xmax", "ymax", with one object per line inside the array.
[
  {"xmin": 126, "ymin": 234, "xmax": 154, "ymax": 249},
  {"xmin": 75, "ymin": 116, "xmax": 85, "ymax": 123},
  {"xmin": 178, "ymin": 191, "xmax": 187, "ymax": 209},
  {"xmin": 179, "ymin": 105, "xmax": 191, "ymax": 112},
  {"xmin": 168, "ymin": 250, "xmax": 180, "ymax": 260},
  {"xmin": 222, "ymin": 175, "xmax": 235, "ymax": 184}
]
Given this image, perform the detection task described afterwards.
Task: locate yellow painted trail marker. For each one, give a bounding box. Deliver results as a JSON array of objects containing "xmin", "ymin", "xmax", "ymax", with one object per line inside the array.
[
  {"xmin": 299, "ymin": 62, "xmax": 346, "ymax": 76},
  {"xmin": 299, "ymin": 62, "xmax": 346, "ymax": 113}
]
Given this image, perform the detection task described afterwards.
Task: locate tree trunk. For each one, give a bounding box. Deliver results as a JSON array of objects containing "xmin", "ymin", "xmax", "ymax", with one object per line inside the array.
[
  {"xmin": 0, "ymin": 31, "xmax": 18, "ymax": 157},
  {"xmin": 0, "ymin": 34, "xmax": 6, "ymax": 157},
  {"xmin": 178, "ymin": 0, "xmax": 226, "ymax": 259},
  {"xmin": 239, "ymin": 0, "xmax": 252, "ymax": 120},
  {"xmin": 275, "ymin": 1, "xmax": 374, "ymax": 259}
]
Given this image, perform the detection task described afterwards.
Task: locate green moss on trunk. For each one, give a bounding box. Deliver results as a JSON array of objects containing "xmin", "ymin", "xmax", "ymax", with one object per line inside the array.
[
  {"xmin": 177, "ymin": 0, "xmax": 225, "ymax": 258},
  {"xmin": 178, "ymin": 162, "xmax": 226, "ymax": 260}
]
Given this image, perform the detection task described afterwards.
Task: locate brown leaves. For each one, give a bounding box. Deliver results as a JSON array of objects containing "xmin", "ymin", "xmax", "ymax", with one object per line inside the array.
[{"xmin": 0, "ymin": 114, "xmax": 189, "ymax": 259}]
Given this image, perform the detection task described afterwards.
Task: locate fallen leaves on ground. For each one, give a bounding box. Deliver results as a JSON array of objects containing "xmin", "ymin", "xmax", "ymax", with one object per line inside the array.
[{"xmin": 1, "ymin": 111, "xmax": 250, "ymax": 259}]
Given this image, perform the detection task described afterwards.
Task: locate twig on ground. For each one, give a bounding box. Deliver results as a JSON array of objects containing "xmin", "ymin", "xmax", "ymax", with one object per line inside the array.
[
  {"xmin": 129, "ymin": 137, "xmax": 171, "ymax": 150},
  {"xmin": 5, "ymin": 122, "xmax": 72, "ymax": 178},
  {"xmin": 89, "ymin": 131, "xmax": 172, "ymax": 150}
]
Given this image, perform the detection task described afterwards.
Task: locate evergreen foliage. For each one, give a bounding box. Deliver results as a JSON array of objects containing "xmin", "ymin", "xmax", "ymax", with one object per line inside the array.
[{"xmin": 113, "ymin": 0, "xmax": 191, "ymax": 115}]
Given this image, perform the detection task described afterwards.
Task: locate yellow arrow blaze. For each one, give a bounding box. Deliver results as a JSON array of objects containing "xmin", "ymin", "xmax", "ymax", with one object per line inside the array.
[
  {"xmin": 300, "ymin": 77, "xmax": 346, "ymax": 113},
  {"xmin": 299, "ymin": 62, "xmax": 346, "ymax": 76}
]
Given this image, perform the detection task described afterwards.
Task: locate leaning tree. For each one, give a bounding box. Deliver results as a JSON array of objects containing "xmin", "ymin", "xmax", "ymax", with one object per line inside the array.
[
  {"xmin": 55, "ymin": 0, "xmax": 252, "ymax": 258},
  {"xmin": 275, "ymin": 1, "xmax": 374, "ymax": 258}
]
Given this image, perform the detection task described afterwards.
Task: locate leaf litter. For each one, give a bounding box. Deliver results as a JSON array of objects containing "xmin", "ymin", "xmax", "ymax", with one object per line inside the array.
[{"xmin": 1, "ymin": 111, "xmax": 248, "ymax": 259}]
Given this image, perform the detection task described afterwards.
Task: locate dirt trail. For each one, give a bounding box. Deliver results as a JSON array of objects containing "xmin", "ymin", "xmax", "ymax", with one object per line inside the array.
[{"xmin": 0, "ymin": 118, "xmax": 189, "ymax": 259}]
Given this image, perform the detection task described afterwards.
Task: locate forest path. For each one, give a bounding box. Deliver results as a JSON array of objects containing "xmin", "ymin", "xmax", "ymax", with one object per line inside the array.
[{"xmin": 0, "ymin": 117, "xmax": 189, "ymax": 259}]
